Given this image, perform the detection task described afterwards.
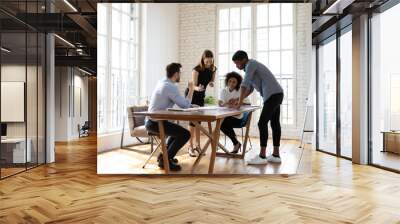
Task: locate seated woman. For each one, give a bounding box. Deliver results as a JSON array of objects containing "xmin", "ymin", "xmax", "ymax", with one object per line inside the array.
[{"xmin": 218, "ymin": 72, "xmax": 249, "ymax": 154}]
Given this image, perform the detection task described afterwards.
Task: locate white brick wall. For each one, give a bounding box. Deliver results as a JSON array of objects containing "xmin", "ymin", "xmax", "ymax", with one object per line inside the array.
[
  {"xmin": 178, "ymin": 3, "xmax": 217, "ymax": 95},
  {"xmin": 178, "ymin": 3, "xmax": 312, "ymax": 140}
]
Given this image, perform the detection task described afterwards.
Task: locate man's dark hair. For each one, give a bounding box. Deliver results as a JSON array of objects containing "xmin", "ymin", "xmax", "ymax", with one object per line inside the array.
[
  {"xmin": 166, "ymin": 63, "xmax": 182, "ymax": 78},
  {"xmin": 232, "ymin": 50, "xmax": 248, "ymax": 61},
  {"xmin": 225, "ymin": 71, "xmax": 242, "ymax": 91}
]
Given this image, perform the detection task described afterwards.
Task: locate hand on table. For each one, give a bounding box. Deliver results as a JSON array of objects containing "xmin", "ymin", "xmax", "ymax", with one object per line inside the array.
[{"xmin": 232, "ymin": 101, "xmax": 241, "ymax": 110}]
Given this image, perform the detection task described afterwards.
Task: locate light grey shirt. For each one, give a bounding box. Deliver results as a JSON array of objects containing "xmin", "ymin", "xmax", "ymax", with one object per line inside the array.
[
  {"xmin": 241, "ymin": 59, "xmax": 283, "ymax": 103},
  {"xmin": 148, "ymin": 78, "xmax": 191, "ymax": 113}
]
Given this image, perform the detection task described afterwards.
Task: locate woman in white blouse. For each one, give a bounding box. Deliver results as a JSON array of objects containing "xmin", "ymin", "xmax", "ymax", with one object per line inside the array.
[{"xmin": 218, "ymin": 72, "xmax": 249, "ymax": 153}]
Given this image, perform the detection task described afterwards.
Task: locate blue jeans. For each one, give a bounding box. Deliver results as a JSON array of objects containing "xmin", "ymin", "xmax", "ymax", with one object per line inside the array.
[{"xmin": 145, "ymin": 120, "xmax": 191, "ymax": 159}]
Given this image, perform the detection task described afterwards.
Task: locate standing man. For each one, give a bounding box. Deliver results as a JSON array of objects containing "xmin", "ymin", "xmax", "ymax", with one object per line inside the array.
[
  {"xmin": 145, "ymin": 63, "xmax": 195, "ymax": 171},
  {"xmin": 232, "ymin": 50, "xmax": 284, "ymax": 165}
]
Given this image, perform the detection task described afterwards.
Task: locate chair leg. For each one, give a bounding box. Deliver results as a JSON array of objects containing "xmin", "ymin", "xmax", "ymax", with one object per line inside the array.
[
  {"xmin": 150, "ymin": 136, "xmax": 154, "ymax": 153},
  {"xmin": 224, "ymin": 135, "xmax": 226, "ymax": 147},
  {"xmin": 120, "ymin": 116, "xmax": 126, "ymax": 149},
  {"xmin": 142, "ymin": 143, "xmax": 161, "ymax": 168}
]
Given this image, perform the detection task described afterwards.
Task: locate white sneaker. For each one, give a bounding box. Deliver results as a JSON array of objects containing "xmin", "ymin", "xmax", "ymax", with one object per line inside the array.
[
  {"xmin": 266, "ymin": 155, "xmax": 282, "ymax": 163},
  {"xmin": 247, "ymin": 155, "xmax": 268, "ymax": 165}
]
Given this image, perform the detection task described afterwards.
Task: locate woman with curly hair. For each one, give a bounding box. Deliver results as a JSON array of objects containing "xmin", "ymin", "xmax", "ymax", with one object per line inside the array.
[{"xmin": 218, "ymin": 71, "xmax": 249, "ymax": 154}]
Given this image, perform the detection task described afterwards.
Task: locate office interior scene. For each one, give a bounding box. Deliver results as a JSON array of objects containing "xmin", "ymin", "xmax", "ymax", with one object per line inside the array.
[
  {"xmin": 96, "ymin": 3, "xmax": 313, "ymax": 175},
  {"xmin": 1, "ymin": 0, "xmax": 400, "ymax": 223}
]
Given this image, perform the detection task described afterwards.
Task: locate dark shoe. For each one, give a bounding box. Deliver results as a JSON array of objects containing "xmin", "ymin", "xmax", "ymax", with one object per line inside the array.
[
  {"xmin": 157, "ymin": 154, "xmax": 178, "ymax": 164},
  {"xmin": 158, "ymin": 155, "xmax": 182, "ymax": 171},
  {"xmin": 230, "ymin": 143, "xmax": 242, "ymax": 154}
]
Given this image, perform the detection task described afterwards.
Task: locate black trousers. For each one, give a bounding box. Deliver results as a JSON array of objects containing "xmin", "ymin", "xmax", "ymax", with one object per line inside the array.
[
  {"xmin": 145, "ymin": 120, "xmax": 191, "ymax": 159},
  {"xmin": 258, "ymin": 93, "xmax": 284, "ymax": 147},
  {"xmin": 220, "ymin": 116, "xmax": 243, "ymax": 145}
]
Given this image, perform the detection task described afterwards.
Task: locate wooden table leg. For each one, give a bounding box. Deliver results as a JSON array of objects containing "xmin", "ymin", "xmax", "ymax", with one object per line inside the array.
[
  {"xmin": 241, "ymin": 111, "xmax": 253, "ymax": 159},
  {"xmin": 158, "ymin": 120, "xmax": 169, "ymax": 174},
  {"xmin": 208, "ymin": 118, "xmax": 223, "ymax": 174},
  {"xmin": 191, "ymin": 121, "xmax": 211, "ymax": 173}
]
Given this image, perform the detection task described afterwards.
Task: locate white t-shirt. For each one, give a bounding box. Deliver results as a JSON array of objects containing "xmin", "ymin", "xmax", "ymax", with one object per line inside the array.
[{"xmin": 219, "ymin": 87, "xmax": 245, "ymax": 119}]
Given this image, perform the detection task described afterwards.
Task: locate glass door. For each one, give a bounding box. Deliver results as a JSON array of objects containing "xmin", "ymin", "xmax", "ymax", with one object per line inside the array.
[
  {"xmin": 317, "ymin": 36, "xmax": 337, "ymax": 155},
  {"xmin": 339, "ymin": 28, "xmax": 352, "ymax": 158}
]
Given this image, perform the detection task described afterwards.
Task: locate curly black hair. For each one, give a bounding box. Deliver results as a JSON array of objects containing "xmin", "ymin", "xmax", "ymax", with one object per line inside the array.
[{"xmin": 225, "ymin": 71, "xmax": 242, "ymax": 91}]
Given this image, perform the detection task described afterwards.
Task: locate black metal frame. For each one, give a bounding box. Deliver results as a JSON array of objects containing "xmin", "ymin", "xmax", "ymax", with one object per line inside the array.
[
  {"xmin": 315, "ymin": 0, "xmax": 400, "ymax": 171},
  {"xmin": 0, "ymin": 0, "xmax": 48, "ymax": 180},
  {"xmin": 315, "ymin": 21, "xmax": 353, "ymax": 162},
  {"xmin": 367, "ymin": 0, "xmax": 400, "ymax": 172}
]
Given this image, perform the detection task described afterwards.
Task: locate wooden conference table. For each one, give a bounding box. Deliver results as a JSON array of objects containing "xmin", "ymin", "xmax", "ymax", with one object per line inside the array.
[{"xmin": 134, "ymin": 105, "xmax": 260, "ymax": 174}]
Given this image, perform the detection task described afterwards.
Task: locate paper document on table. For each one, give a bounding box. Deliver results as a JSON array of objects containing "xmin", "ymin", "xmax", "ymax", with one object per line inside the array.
[
  {"xmin": 167, "ymin": 106, "xmax": 223, "ymax": 112},
  {"xmin": 167, "ymin": 107, "xmax": 199, "ymax": 112}
]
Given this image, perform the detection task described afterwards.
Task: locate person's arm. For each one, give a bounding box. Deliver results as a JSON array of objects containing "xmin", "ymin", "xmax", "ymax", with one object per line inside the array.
[
  {"xmin": 186, "ymin": 81, "xmax": 194, "ymax": 102},
  {"xmin": 234, "ymin": 61, "xmax": 256, "ymax": 109},
  {"xmin": 209, "ymin": 67, "xmax": 217, "ymax": 87},
  {"xmin": 167, "ymin": 84, "xmax": 192, "ymax": 109},
  {"xmin": 218, "ymin": 88, "xmax": 226, "ymax": 107},
  {"xmin": 192, "ymin": 70, "xmax": 204, "ymax": 91}
]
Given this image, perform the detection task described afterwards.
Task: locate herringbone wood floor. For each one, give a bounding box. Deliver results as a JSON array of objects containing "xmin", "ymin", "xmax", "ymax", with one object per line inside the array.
[
  {"xmin": 1, "ymin": 136, "xmax": 400, "ymax": 223},
  {"xmin": 98, "ymin": 138, "xmax": 311, "ymax": 175}
]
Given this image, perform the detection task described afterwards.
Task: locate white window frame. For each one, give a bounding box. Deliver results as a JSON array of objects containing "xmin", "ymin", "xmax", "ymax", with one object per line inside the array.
[
  {"xmin": 216, "ymin": 3, "xmax": 297, "ymax": 128},
  {"xmin": 97, "ymin": 3, "xmax": 141, "ymax": 134}
]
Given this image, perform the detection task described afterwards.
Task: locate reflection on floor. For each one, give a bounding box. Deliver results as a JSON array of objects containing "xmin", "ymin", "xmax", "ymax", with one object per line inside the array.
[
  {"xmin": 97, "ymin": 137, "xmax": 311, "ymax": 175},
  {"xmin": 372, "ymin": 150, "xmax": 400, "ymax": 171}
]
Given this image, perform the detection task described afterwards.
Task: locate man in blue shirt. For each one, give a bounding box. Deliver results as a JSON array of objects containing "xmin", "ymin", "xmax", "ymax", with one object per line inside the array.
[
  {"xmin": 145, "ymin": 63, "xmax": 195, "ymax": 171},
  {"xmin": 232, "ymin": 50, "xmax": 284, "ymax": 165}
]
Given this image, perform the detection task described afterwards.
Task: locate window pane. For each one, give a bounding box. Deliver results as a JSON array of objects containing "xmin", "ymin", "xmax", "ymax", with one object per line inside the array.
[
  {"xmin": 269, "ymin": 51, "xmax": 280, "ymax": 74},
  {"xmin": 257, "ymin": 52, "xmax": 268, "ymax": 65},
  {"xmin": 269, "ymin": 27, "xmax": 280, "ymax": 50},
  {"xmin": 98, "ymin": 36, "xmax": 106, "ymax": 66},
  {"xmin": 98, "ymin": 4, "xmax": 107, "ymax": 35},
  {"xmin": 129, "ymin": 18, "xmax": 138, "ymax": 42},
  {"xmin": 219, "ymin": 9, "xmax": 229, "ymax": 30},
  {"xmin": 281, "ymin": 51, "xmax": 293, "ymax": 74},
  {"xmin": 112, "ymin": 3, "xmax": 122, "ymax": 10},
  {"xmin": 230, "ymin": 7, "xmax": 240, "ymax": 29},
  {"xmin": 121, "ymin": 42, "xmax": 129, "ymax": 69},
  {"xmin": 281, "ymin": 26, "xmax": 293, "ymax": 49},
  {"xmin": 287, "ymin": 79, "xmax": 294, "ymax": 100},
  {"xmin": 230, "ymin": 30, "xmax": 240, "ymax": 52},
  {"xmin": 269, "ymin": 4, "xmax": 280, "ymax": 26},
  {"xmin": 121, "ymin": 14, "xmax": 130, "ymax": 41},
  {"xmin": 256, "ymin": 28, "xmax": 268, "ymax": 51},
  {"xmin": 241, "ymin": 29, "xmax": 251, "ymax": 51},
  {"xmin": 281, "ymin": 4, "xmax": 293, "ymax": 25},
  {"xmin": 121, "ymin": 3, "xmax": 130, "ymax": 14},
  {"xmin": 112, "ymin": 39, "xmax": 120, "ymax": 68},
  {"xmin": 318, "ymin": 39, "xmax": 337, "ymax": 154},
  {"xmin": 219, "ymin": 31, "xmax": 229, "ymax": 53},
  {"xmin": 218, "ymin": 54, "xmax": 229, "ymax": 76},
  {"xmin": 112, "ymin": 9, "xmax": 120, "ymax": 38},
  {"xmin": 257, "ymin": 4, "xmax": 268, "ymax": 27},
  {"xmin": 241, "ymin": 6, "xmax": 251, "ymax": 28}
]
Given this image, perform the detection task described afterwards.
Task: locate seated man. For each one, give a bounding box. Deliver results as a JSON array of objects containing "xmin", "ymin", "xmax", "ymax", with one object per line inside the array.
[{"xmin": 145, "ymin": 63, "xmax": 195, "ymax": 171}]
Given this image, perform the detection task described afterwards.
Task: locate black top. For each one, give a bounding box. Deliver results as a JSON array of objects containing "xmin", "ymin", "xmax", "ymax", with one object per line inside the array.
[{"xmin": 185, "ymin": 65, "xmax": 216, "ymax": 106}]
